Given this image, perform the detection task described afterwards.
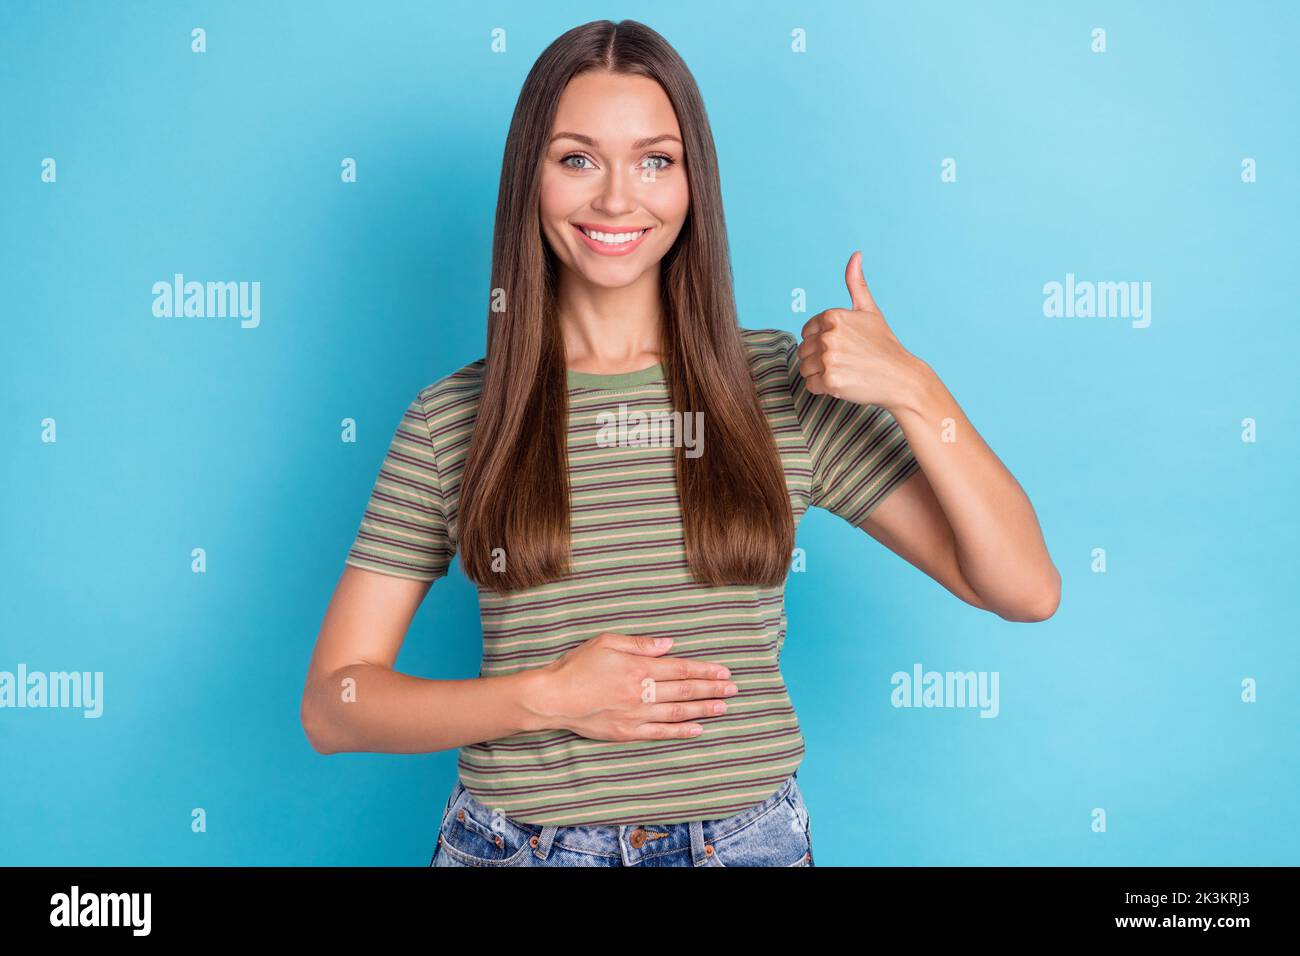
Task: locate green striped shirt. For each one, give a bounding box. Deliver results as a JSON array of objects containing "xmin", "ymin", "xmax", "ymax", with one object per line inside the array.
[{"xmin": 344, "ymin": 328, "xmax": 920, "ymax": 825}]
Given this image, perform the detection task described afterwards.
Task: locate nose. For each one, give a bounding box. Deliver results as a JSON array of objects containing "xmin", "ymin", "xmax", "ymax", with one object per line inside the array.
[{"xmin": 591, "ymin": 159, "xmax": 640, "ymax": 216}]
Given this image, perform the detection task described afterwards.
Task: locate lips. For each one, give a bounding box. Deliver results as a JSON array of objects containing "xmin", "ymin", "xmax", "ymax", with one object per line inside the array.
[{"xmin": 572, "ymin": 222, "xmax": 654, "ymax": 257}]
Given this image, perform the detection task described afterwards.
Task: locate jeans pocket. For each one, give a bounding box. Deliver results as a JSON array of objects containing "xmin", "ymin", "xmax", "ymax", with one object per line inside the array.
[
  {"xmin": 429, "ymin": 780, "xmax": 464, "ymax": 866},
  {"xmin": 435, "ymin": 787, "xmax": 535, "ymax": 867},
  {"xmin": 708, "ymin": 777, "xmax": 812, "ymax": 867},
  {"xmin": 782, "ymin": 776, "xmax": 814, "ymax": 866}
]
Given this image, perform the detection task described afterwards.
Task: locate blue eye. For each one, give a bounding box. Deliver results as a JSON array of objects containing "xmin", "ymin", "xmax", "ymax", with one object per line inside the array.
[{"xmin": 558, "ymin": 152, "xmax": 676, "ymax": 172}]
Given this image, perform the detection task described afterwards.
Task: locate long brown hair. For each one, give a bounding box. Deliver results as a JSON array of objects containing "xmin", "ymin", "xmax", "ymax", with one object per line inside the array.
[{"xmin": 458, "ymin": 19, "xmax": 794, "ymax": 593}]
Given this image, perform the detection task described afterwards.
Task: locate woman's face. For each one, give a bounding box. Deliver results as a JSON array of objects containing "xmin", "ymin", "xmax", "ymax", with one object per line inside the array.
[{"xmin": 539, "ymin": 70, "xmax": 689, "ymax": 289}]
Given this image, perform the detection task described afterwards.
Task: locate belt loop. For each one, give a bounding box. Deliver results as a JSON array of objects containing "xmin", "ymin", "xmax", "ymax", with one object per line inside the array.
[
  {"xmin": 533, "ymin": 824, "xmax": 559, "ymax": 860},
  {"xmin": 688, "ymin": 820, "xmax": 707, "ymax": 866}
]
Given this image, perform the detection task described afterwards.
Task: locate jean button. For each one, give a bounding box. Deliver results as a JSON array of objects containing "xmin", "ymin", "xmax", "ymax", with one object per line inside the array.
[{"xmin": 628, "ymin": 827, "xmax": 647, "ymax": 848}]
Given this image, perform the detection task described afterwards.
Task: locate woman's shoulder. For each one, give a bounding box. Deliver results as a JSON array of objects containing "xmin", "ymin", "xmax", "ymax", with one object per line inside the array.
[
  {"xmin": 739, "ymin": 326, "xmax": 799, "ymax": 382},
  {"xmin": 410, "ymin": 356, "xmax": 486, "ymax": 420}
]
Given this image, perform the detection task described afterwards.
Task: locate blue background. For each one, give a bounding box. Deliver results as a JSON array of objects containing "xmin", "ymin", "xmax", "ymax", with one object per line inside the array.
[{"xmin": 2, "ymin": 0, "xmax": 1297, "ymax": 866}]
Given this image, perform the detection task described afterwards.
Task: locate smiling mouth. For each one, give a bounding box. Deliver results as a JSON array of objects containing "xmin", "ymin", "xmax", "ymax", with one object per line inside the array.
[{"xmin": 573, "ymin": 223, "xmax": 652, "ymax": 246}]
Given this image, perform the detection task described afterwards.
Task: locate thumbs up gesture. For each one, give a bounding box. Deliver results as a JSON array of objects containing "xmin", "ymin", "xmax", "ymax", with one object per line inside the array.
[{"xmin": 797, "ymin": 251, "xmax": 925, "ymax": 412}]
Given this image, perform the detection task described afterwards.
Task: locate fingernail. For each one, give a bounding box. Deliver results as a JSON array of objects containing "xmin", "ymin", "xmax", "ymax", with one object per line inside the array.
[
  {"xmin": 724, "ymin": 684, "xmax": 738, "ymax": 695},
  {"xmin": 654, "ymin": 637, "xmax": 670, "ymax": 648},
  {"xmin": 713, "ymin": 702, "xmax": 726, "ymax": 714},
  {"xmin": 715, "ymin": 668, "xmax": 730, "ymax": 679}
]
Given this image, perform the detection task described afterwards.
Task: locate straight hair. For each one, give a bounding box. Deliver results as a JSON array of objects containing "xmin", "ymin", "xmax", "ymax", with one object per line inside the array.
[{"xmin": 458, "ymin": 19, "xmax": 794, "ymax": 593}]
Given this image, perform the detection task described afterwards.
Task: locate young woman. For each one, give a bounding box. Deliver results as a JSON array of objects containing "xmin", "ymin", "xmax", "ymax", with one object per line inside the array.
[{"xmin": 301, "ymin": 19, "xmax": 1060, "ymax": 868}]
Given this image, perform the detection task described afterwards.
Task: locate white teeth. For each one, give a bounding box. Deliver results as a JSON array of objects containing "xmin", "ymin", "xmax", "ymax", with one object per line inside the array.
[{"xmin": 580, "ymin": 226, "xmax": 646, "ymax": 245}]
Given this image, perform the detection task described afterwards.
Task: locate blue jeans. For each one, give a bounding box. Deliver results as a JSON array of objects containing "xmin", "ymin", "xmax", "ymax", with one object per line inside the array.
[{"xmin": 430, "ymin": 772, "xmax": 815, "ymax": 867}]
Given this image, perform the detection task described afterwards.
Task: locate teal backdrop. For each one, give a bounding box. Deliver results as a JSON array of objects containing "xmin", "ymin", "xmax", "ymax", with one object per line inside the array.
[{"xmin": 2, "ymin": 0, "xmax": 1297, "ymax": 865}]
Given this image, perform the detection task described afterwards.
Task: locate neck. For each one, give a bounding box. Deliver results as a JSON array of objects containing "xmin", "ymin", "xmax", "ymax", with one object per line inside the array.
[{"xmin": 556, "ymin": 265, "xmax": 664, "ymax": 374}]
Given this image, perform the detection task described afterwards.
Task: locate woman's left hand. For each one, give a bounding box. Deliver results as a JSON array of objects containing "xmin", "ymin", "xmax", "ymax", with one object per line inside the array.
[{"xmin": 796, "ymin": 251, "xmax": 931, "ymax": 413}]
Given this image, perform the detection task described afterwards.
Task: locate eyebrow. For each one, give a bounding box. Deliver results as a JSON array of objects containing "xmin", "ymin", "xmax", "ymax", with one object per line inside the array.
[{"xmin": 549, "ymin": 132, "xmax": 682, "ymax": 150}]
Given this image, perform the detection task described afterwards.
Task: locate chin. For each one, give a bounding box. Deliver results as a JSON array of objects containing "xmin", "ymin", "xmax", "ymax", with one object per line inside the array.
[{"xmin": 572, "ymin": 257, "xmax": 652, "ymax": 288}]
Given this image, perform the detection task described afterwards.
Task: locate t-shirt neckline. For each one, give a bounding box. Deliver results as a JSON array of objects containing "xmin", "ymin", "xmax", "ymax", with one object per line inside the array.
[{"xmin": 566, "ymin": 363, "xmax": 664, "ymax": 389}]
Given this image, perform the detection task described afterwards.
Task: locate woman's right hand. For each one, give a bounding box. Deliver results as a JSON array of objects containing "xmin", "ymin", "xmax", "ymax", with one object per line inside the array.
[{"xmin": 526, "ymin": 632, "xmax": 738, "ymax": 742}]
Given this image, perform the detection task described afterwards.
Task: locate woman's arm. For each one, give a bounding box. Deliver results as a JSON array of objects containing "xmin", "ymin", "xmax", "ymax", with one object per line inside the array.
[
  {"xmin": 796, "ymin": 252, "xmax": 1061, "ymax": 623},
  {"xmin": 300, "ymin": 567, "xmax": 736, "ymax": 753},
  {"xmin": 862, "ymin": 390, "xmax": 1060, "ymax": 622},
  {"xmin": 301, "ymin": 567, "xmax": 547, "ymax": 754}
]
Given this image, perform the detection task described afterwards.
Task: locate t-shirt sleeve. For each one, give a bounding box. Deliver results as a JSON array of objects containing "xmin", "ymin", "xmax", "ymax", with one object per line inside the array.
[
  {"xmin": 779, "ymin": 331, "xmax": 921, "ymax": 525},
  {"xmin": 343, "ymin": 391, "xmax": 454, "ymax": 582}
]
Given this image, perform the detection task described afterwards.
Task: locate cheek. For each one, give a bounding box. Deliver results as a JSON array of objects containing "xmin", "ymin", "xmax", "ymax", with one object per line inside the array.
[
  {"xmin": 649, "ymin": 181, "xmax": 690, "ymax": 241},
  {"xmin": 538, "ymin": 182, "xmax": 569, "ymax": 238},
  {"xmin": 538, "ymin": 184, "xmax": 579, "ymax": 260},
  {"xmin": 538, "ymin": 172, "xmax": 584, "ymax": 225}
]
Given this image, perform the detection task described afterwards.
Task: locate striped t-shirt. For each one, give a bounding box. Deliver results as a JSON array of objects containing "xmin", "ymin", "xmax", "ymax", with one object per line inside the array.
[{"xmin": 344, "ymin": 327, "xmax": 920, "ymax": 825}]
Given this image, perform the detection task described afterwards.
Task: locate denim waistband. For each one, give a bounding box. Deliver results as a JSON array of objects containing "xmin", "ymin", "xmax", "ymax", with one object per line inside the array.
[{"xmin": 441, "ymin": 773, "xmax": 800, "ymax": 865}]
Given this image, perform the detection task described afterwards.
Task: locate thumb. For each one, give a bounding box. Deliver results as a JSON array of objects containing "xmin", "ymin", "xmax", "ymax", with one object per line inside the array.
[{"xmin": 845, "ymin": 250, "xmax": 878, "ymax": 312}]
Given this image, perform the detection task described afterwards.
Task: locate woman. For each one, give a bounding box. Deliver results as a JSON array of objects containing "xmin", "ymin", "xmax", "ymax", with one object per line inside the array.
[{"xmin": 301, "ymin": 19, "xmax": 1060, "ymax": 867}]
